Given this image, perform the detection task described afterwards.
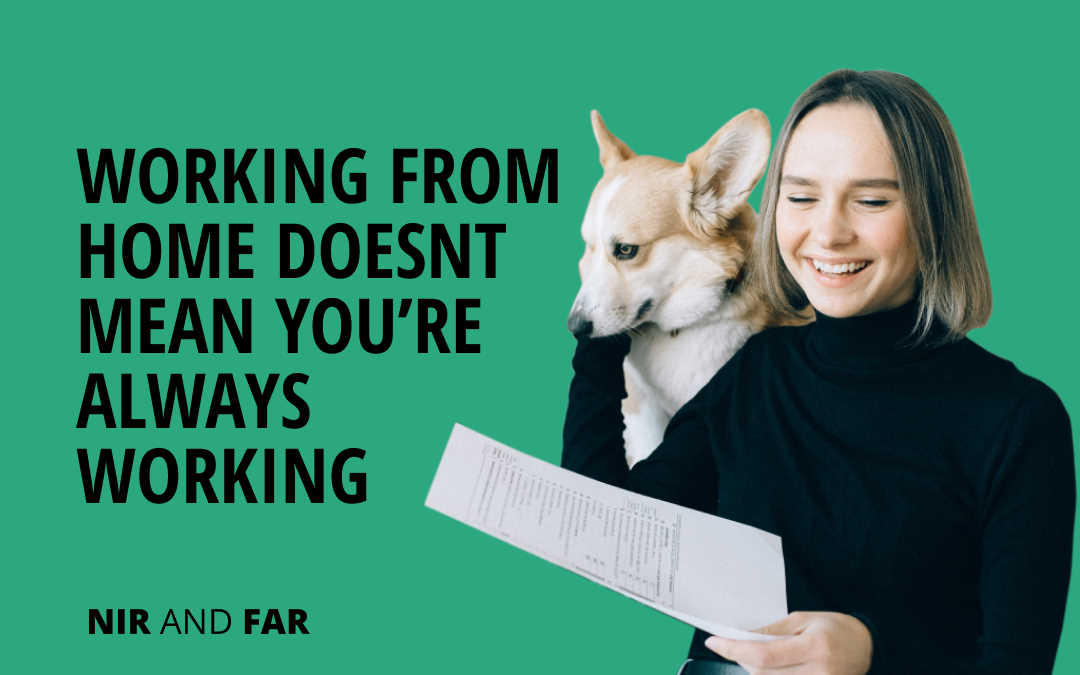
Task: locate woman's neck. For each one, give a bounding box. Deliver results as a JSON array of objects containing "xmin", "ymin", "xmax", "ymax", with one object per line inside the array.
[{"xmin": 805, "ymin": 299, "xmax": 948, "ymax": 371}]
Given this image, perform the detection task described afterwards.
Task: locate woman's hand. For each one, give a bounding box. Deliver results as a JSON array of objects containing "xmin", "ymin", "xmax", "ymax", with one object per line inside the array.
[{"xmin": 704, "ymin": 611, "xmax": 872, "ymax": 674}]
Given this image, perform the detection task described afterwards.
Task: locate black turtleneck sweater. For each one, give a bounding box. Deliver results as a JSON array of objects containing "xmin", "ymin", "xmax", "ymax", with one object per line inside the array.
[{"xmin": 561, "ymin": 301, "xmax": 1074, "ymax": 674}]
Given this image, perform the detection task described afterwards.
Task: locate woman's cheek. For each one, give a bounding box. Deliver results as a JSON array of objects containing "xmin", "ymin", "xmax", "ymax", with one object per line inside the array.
[
  {"xmin": 869, "ymin": 210, "xmax": 917, "ymax": 278},
  {"xmin": 775, "ymin": 208, "xmax": 804, "ymax": 269}
]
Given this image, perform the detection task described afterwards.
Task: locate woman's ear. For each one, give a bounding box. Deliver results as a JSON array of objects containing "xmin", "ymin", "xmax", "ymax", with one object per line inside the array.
[
  {"xmin": 683, "ymin": 109, "xmax": 771, "ymax": 237},
  {"xmin": 591, "ymin": 110, "xmax": 635, "ymax": 170}
]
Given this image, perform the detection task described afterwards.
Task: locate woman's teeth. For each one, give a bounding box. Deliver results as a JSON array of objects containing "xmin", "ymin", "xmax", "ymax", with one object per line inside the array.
[{"xmin": 812, "ymin": 259, "xmax": 869, "ymax": 274}]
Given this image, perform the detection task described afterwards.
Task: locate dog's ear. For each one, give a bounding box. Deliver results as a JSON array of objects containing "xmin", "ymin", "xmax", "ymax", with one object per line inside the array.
[
  {"xmin": 591, "ymin": 110, "xmax": 635, "ymax": 170},
  {"xmin": 682, "ymin": 109, "xmax": 771, "ymax": 238}
]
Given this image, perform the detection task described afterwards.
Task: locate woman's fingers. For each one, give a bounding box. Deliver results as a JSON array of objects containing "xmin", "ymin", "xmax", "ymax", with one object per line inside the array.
[
  {"xmin": 705, "ymin": 612, "xmax": 873, "ymax": 675},
  {"xmin": 702, "ymin": 612, "xmax": 811, "ymax": 668},
  {"xmin": 751, "ymin": 611, "xmax": 812, "ymax": 636},
  {"xmin": 704, "ymin": 633, "xmax": 813, "ymax": 670}
]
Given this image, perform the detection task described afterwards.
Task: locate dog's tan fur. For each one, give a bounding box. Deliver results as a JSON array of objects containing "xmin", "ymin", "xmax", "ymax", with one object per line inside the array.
[{"xmin": 569, "ymin": 110, "xmax": 806, "ymax": 463}]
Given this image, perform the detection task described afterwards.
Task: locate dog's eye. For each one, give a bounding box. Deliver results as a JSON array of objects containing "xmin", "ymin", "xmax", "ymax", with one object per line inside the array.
[{"xmin": 613, "ymin": 242, "xmax": 639, "ymax": 260}]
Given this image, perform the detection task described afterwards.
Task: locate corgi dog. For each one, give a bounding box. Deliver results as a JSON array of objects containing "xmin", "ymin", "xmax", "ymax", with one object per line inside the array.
[{"xmin": 567, "ymin": 109, "xmax": 798, "ymax": 465}]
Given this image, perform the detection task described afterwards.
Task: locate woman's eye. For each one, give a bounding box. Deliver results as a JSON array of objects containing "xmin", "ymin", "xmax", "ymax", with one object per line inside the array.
[
  {"xmin": 613, "ymin": 242, "xmax": 639, "ymax": 260},
  {"xmin": 857, "ymin": 199, "xmax": 890, "ymax": 207},
  {"xmin": 785, "ymin": 196, "xmax": 817, "ymax": 204}
]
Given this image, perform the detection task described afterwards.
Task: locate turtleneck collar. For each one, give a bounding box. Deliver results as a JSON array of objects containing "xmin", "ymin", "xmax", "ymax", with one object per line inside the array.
[{"xmin": 804, "ymin": 298, "xmax": 950, "ymax": 371}]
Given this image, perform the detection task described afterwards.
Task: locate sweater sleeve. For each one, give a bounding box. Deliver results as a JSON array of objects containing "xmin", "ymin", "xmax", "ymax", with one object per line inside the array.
[
  {"xmin": 561, "ymin": 334, "xmax": 718, "ymax": 514},
  {"xmin": 561, "ymin": 333, "xmax": 633, "ymax": 484},
  {"xmin": 857, "ymin": 381, "xmax": 1075, "ymax": 674},
  {"xmin": 974, "ymin": 382, "xmax": 1075, "ymax": 672}
]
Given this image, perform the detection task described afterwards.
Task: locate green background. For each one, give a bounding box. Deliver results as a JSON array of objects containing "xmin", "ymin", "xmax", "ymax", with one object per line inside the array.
[{"xmin": 4, "ymin": 1, "xmax": 1077, "ymax": 672}]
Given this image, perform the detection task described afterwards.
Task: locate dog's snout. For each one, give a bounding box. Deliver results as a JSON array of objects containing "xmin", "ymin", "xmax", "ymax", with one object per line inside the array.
[{"xmin": 567, "ymin": 313, "xmax": 593, "ymax": 338}]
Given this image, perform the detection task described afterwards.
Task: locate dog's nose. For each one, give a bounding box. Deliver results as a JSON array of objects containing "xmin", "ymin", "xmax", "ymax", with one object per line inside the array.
[{"xmin": 567, "ymin": 313, "xmax": 593, "ymax": 338}]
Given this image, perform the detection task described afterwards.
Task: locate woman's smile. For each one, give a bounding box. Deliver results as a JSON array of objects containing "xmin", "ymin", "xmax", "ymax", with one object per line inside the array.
[{"xmin": 807, "ymin": 257, "xmax": 872, "ymax": 284}]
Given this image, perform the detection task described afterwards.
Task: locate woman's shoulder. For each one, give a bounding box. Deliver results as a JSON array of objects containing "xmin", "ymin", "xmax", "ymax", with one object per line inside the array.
[
  {"xmin": 949, "ymin": 340, "xmax": 1075, "ymax": 520},
  {"xmin": 729, "ymin": 321, "xmax": 814, "ymax": 367},
  {"xmin": 943, "ymin": 338, "xmax": 1071, "ymax": 458},
  {"xmin": 693, "ymin": 322, "xmax": 809, "ymax": 403},
  {"xmin": 943, "ymin": 337, "xmax": 1064, "ymax": 403},
  {"xmin": 738, "ymin": 320, "xmax": 814, "ymax": 355}
]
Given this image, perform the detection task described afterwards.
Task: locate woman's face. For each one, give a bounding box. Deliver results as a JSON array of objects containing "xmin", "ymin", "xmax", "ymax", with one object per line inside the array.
[{"xmin": 776, "ymin": 102, "xmax": 918, "ymax": 318}]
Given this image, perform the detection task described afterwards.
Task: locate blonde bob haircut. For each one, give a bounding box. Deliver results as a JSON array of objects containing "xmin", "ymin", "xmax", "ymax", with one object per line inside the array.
[{"xmin": 754, "ymin": 69, "xmax": 991, "ymax": 345}]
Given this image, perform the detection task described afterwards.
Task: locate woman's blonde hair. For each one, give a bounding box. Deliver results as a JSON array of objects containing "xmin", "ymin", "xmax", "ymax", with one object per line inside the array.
[{"xmin": 754, "ymin": 69, "xmax": 991, "ymax": 344}]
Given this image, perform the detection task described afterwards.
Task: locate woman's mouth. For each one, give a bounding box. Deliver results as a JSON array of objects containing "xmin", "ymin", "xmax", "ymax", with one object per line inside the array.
[{"xmin": 808, "ymin": 257, "xmax": 871, "ymax": 284}]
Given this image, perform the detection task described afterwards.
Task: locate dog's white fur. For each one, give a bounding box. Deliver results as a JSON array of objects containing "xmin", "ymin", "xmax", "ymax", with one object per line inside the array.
[{"xmin": 568, "ymin": 110, "xmax": 792, "ymax": 465}]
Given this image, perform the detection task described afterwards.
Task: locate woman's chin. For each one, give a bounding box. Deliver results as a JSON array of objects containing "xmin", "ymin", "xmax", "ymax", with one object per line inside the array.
[
  {"xmin": 804, "ymin": 290, "xmax": 874, "ymax": 319},
  {"xmin": 810, "ymin": 302, "xmax": 861, "ymax": 319}
]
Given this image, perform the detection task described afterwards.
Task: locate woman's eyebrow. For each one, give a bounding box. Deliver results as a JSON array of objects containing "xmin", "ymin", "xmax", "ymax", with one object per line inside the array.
[
  {"xmin": 851, "ymin": 178, "xmax": 900, "ymax": 189},
  {"xmin": 780, "ymin": 175, "xmax": 899, "ymax": 189}
]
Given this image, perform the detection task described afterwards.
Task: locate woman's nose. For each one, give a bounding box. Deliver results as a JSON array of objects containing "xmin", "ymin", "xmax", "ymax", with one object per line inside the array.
[{"xmin": 811, "ymin": 200, "xmax": 856, "ymax": 248}]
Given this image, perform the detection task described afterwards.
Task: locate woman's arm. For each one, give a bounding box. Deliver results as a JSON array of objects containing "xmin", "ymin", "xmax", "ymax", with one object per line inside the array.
[
  {"xmin": 561, "ymin": 333, "xmax": 633, "ymax": 484},
  {"xmin": 699, "ymin": 378, "xmax": 1073, "ymax": 675},
  {"xmin": 970, "ymin": 381, "xmax": 1074, "ymax": 671},
  {"xmin": 561, "ymin": 333, "xmax": 719, "ymax": 514},
  {"xmin": 844, "ymin": 381, "xmax": 1075, "ymax": 674}
]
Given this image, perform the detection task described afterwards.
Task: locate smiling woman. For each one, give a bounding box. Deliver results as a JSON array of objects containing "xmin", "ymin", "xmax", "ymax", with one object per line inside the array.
[
  {"xmin": 757, "ymin": 71, "xmax": 991, "ymax": 343},
  {"xmin": 562, "ymin": 69, "xmax": 1074, "ymax": 675},
  {"xmin": 774, "ymin": 104, "xmax": 918, "ymax": 319}
]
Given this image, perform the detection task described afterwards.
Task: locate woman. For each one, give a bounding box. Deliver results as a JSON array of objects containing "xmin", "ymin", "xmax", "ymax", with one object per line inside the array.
[{"xmin": 561, "ymin": 70, "xmax": 1074, "ymax": 674}]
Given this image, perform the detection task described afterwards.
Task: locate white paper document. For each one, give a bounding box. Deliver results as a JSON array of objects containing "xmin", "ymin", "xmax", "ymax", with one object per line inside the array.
[{"xmin": 425, "ymin": 423, "xmax": 788, "ymax": 641}]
